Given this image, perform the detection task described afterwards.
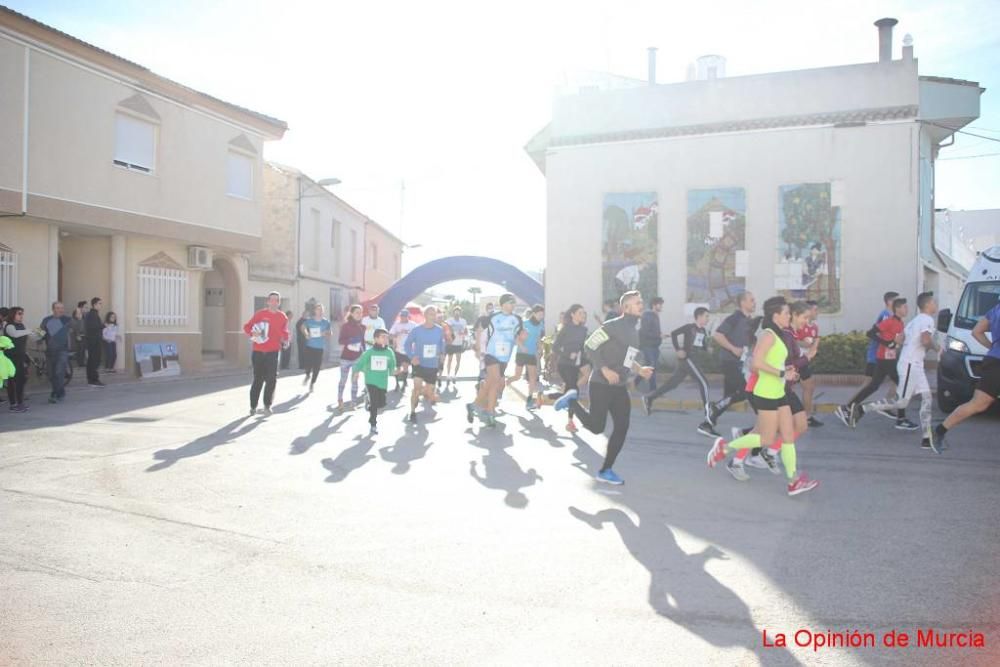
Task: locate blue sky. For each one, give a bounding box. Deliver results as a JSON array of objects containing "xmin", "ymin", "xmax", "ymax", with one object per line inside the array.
[{"xmin": 8, "ymin": 0, "xmax": 999, "ymax": 291}]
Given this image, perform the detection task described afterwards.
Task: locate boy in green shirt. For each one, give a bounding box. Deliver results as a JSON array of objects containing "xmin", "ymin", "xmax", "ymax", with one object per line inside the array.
[{"xmin": 356, "ymin": 328, "xmax": 397, "ymax": 435}]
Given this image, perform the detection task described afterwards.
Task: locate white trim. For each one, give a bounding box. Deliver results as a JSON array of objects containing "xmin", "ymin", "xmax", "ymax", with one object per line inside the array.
[
  {"xmin": 0, "ymin": 29, "xmax": 277, "ymax": 139},
  {"xmin": 21, "ymin": 45, "xmax": 29, "ymax": 213},
  {"xmin": 25, "ymin": 190, "xmax": 260, "ymax": 240},
  {"xmin": 546, "ymin": 117, "xmax": 915, "ymax": 154}
]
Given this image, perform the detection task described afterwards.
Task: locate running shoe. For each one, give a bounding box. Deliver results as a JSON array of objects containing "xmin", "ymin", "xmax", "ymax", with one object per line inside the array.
[
  {"xmin": 525, "ymin": 397, "xmax": 537, "ymax": 411},
  {"xmin": 706, "ymin": 437, "xmax": 728, "ymax": 468},
  {"xmin": 895, "ymin": 418, "xmax": 919, "ymax": 431},
  {"xmin": 834, "ymin": 405, "xmax": 852, "ymax": 427},
  {"xmin": 933, "ymin": 425, "xmax": 950, "ymax": 452},
  {"xmin": 409, "ymin": 412, "xmax": 417, "ymax": 423},
  {"xmin": 596, "ymin": 469, "xmax": 624, "ymax": 485},
  {"xmin": 850, "ymin": 403, "xmax": 865, "ymax": 427},
  {"xmin": 566, "ymin": 421, "xmax": 578, "ymax": 434},
  {"xmin": 698, "ymin": 421, "xmax": 721, "ymax": 438},
  {"xmin": 48, "ymin": 397, "xmax": 58, "ymax": 404},
  {"xmin": 807, "ymin": 416, "xmax": 824, "ymax": 427},
  {"xmin": 485, "ymin": 413, "xmax": 498, "ymax": 428},
  {"xmin": 787, "ymin": 473, "xmax": 820, "ymax": 496},
  {"xmin": 641, "ymin": 395, "xmax": 653, "ymax": 416},
  {"xmin": 249, "ymin": 407, "xmax": 257, "ymax": 416},
  {"xmin": 726, "ymin": 459, "xmax": 750, "ymax": 481},
  {"xmin": 730, "ymin": 427, "xmax": 742, "ymax": 442},
  {"xmin": 262, "ymin": 406, "xmax": 272, "ymax": 416},
  {"xmin": 88, "ymin": 381, "xmax": 105, "ymax": 387},
  {"xmin": 761, "ymin": 450, "xmax": 782, "ymax": 475},
  {"xmin": 554, "ymin": 389, "xmax": 578, "ymax": 412},
  {"xmin": 466, "ymin": 402, "xmax": 476, "ymax": 424},
  {"xmin": 369, "ymin": 425, "xmax": 378, "ymax": 436},
  {"xmin": 11, "ymin": 404, "xmax": 28, "ymax": 413},
  {"xmin": 302, "ymin": 374, "xmax": 309, "ymax": 386}
]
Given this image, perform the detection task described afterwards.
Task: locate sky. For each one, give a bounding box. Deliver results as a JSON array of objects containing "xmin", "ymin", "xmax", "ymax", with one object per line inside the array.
[{"xmin": 8, "ymin": 0, "xmax": 1000, "ymax": 297}]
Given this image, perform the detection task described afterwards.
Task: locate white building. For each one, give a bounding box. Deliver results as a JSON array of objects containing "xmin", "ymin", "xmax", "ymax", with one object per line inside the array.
[{"xmin": 526, "ymin": 19, "xmax": 982, "ymax": 333}]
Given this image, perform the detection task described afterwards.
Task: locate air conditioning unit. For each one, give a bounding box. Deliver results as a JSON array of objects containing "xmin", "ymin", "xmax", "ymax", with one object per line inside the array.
[{"xmin": 187, "ymin": 246, "xmax": 213, "ymax": 270}]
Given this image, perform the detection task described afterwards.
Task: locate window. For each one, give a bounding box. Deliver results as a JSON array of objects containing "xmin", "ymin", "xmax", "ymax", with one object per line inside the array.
[
  {"xmin": 226, "ymin": 151, "xmax": 253, "ymax": 199},
  {"xmin": 331, "ymin": 219, "xmax": 342, "ymax": 275},
  {"xmin": 309, "ymin": 208, "xmax": 321, "ymax": 271},
  {"xmin": 955, "ymin": 282, "xmax": 1000, "ymax": 329},
  {"xmin": 350, "ymin": 229, "xmax": 358, "ymax": 282},
  {"xmin": 0, "ymin": 245, "xmax": 16, "ymax": 306},
  {"xmin": 138, "ymin": 266, "xmax": 188, "ymax": 326},
  {"xmin": 370, "ymin": 242, "xmax": 379, "ymax": 270},
  {"xmin": 114, "ymin": 113, "xmax": 156, "ymax": 173}
]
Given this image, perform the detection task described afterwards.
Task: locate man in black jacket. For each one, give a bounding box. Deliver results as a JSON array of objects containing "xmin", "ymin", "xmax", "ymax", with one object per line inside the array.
[
  {"xmin": 642, "ymin": 307, "xmax": 711, "ymax": 418},
  {"xmin": 636, "ymin": 296, "xmax": 664, "ymax": 392},
  {"xmin": 554, "ymin": 291, "xmax": 653, "ymax": 486},
  {"xmin": 84, "ymin": 296, "xmax": 105, "ymax": 387}
]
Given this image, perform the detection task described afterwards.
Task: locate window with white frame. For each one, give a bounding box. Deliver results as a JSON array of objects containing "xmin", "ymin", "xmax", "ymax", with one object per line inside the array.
[
  {"xmin": 137, "ymin": 265, "xmax": 188, "ymax": 326},
  {"xmin": 0, "ymin": 245, "xmax": 17, "ymax": 306},
  {"xmin": 226, "ymin": 151, "xmax": 254, "ymax": 199},
  {"xmin": 114, "ymin": 113, "xmax": 156, "ymax": 173}
]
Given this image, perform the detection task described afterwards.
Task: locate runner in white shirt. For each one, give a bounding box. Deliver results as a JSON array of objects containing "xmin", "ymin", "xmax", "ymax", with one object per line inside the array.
[
  {"xmin": 389, "ymin": 310, "xmax": 417, "ymax": 393},
  {"xmin": 444, "ymin": 306, "xmax": 468, "ymax": 387},
  {"xmin": 361, "ymin": 304, "xmax": 386, "ymax": 347},
  {"xmin": 860, "ymin": 292, "xmax": 941, "ymax": 451}
]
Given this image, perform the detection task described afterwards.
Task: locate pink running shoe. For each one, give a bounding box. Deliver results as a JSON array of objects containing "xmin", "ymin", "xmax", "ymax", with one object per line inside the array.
[
  {"xmin": 706, "ymin": 437, "xmax": 728, "ymax": 468},
  {"xmin": 787, "ymin": 473, "xmax": 820, "ymax": 496},
  {"xmin": 566, "ymin": 421, "xmax": 578, "ymax": 434}
]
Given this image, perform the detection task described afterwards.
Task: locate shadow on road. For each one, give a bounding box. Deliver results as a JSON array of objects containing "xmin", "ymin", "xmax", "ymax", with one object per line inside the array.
[
  {"xmin": 379, "ymin": 419, "xmax": 433, "ymax": 474},
  {"xmin": 321, "ymin": 436, "xmax": 377, "ymax": 483},
  {"xmin": 146, "ymin": 415, "xmax": 263, "ymax": 472},
  {"xmin": 467, "ymin": 428, "xmax": 543, "ymax": 509},
  {"xmin": 289, "ymin": 414, "xmax": 353, "ymax": 456}
]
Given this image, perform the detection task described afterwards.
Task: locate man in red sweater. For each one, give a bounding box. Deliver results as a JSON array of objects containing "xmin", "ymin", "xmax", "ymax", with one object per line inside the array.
[{"xmin": 243, "ymin": 291, "xmax": 290, "ymax": 415}]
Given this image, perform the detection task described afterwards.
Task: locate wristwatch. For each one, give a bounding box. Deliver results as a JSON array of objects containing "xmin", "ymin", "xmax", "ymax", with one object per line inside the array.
[{"xmin": 779, "ymin": 369, "xmax": 786, "ymax": 379}]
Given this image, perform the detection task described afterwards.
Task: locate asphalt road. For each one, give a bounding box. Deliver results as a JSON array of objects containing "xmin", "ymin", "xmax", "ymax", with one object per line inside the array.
[{"xmin": 2, "ymin": 358, "xmax": 998, "ymax": 666}]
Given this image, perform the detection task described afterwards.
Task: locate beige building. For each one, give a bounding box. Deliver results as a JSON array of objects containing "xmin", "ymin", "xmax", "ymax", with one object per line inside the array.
[
  {"xmin": 527, "ymin": 19, "xmax": 983, "ymax": 334},
  {"xmin": 0, "ymin": 7, "xmax": 286, "ymax": 372},
  {"xmin": 250, "ymin": 162, "xmax": 403, "ymax": 356}
]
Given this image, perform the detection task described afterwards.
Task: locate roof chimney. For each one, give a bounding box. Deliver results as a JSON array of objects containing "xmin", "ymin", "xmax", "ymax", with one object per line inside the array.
[
  {"xmin": 874, "ymin": 17, "xmax": 898, "ymax": 63},
  {"xmin": 647, "ymin": 47, "xmax": 658, "ymax": 85}
]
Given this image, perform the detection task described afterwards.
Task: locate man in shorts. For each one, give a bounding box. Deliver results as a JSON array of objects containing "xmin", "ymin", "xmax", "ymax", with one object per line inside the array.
[
  {"xmin": 474, "ymin": 302, "xmax": 495, "ymax": 391},
  {"xmin": 444, "ymin": 306, "xmax": 468, "ymax": 387},
  {"xmin": 403, "ymin": 306, "xmax": 445, "ymax": 423},
  {"xmin": 468, "ymin": 294, "xmax": 525, "ymax": 427},
  {"xmin": 933, "ymin": 300, "xmax": 1000, "ymax": 449},
  {"xmin": 508, "ymin": 304, "xmax": 545, "ymax": 409},
  {"xmin": 389, "ymin": 309, "xmax": 416, "ymax": 393}
]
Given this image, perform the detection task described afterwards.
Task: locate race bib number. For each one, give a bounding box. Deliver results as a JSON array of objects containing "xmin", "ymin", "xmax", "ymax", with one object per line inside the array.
[
  {"xmin": 624, "ymin": 346, "xmax": 640, "ymax": 369},
  {"xmin": 371, "ymin": 356, "xmax": 388, "ymax": 371},
  {"xmin": 885, "ymin": 349, "xmax": 896, "ymax": 360},
  {"xmin": 693, "ymin": 333, "xmax": 705, "ymax": 348},
  {"xmin": 347, "ymin": 343, "xmax": 361, "ymax": 352},
  {"xmin": 308, "ymin": 326, "xmax": 322, "ymax": 339},
  {"xmin": 423, "ymin": 344, "xmax": 438, "ymax": 359},
  {"xmin": 494, "ymin": 341, "xmax": 511, "ymax": 358}
]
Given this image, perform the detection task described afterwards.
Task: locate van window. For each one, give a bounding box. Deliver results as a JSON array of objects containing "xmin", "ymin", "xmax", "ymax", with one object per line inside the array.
[{"xmin": 955, "ymin": 282, "xmax": 1000, "ymax": 329}]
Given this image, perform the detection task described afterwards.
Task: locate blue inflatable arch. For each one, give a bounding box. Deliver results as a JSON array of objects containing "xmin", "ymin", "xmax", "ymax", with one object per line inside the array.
[{"xmin": 367, "ymin": 256, "xmax": 544, "ymax": 319}]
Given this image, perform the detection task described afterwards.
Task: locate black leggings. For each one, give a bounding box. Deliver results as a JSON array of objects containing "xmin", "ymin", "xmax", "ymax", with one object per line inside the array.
[
  {"xmin": 250, "ymin": 351, "xmax": 279, "ymax": 409},
  {"xmin": 647, "ymin": 358, "xmax": 711, "ymax": 419},
  {"xmin": 5, "ymin": 353, "xmax": 27, "ymax": 404},
  {"xmin": 558, "ymin": 363, "xmax": 583, "ymax": 394},
  {"xmin": 710, "ymin": 360, "xmax": 748, "ymax": 422},
  {"xmin": 303, "ymin": 346, "xmax": 324, "ymax": 385},
  {"xmin": 569, "ymin": 382, "xmax": 631, "ymax": 472},
  {"xmin": 848, "ymin": 359, "xmax": 903, "ymax": 418}
]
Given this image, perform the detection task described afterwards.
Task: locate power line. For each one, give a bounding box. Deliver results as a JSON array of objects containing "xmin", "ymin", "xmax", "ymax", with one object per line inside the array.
[
  {"xmin": 938, "ymin": 152, "xmax": 1000, "ymax": 160},
  {"xmin": 924, "ymin": 121, "xmax": 1000, "ymax": 143}
]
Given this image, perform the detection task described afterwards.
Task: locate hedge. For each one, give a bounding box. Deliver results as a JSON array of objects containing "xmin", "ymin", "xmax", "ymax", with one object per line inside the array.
[{"xmin": 662, "ymin": 331, "xmax": 870, "ymax": 375}]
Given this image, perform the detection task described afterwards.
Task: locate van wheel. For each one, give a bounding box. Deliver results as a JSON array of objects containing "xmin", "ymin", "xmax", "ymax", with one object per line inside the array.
[{"xmin": 937, "ymin": 387, "xmax": 959, "ymax": 413}]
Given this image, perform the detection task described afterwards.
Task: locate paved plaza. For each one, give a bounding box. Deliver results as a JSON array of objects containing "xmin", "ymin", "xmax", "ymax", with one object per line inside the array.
[{"xmin": 1, "ymin": 359, "xmax": 998, "ymax": 665}]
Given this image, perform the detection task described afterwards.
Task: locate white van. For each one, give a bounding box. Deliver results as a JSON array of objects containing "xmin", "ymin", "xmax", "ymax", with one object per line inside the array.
[{"xmin": 936, "ymin": 245, "xmax": 1000, "ymax": 411}]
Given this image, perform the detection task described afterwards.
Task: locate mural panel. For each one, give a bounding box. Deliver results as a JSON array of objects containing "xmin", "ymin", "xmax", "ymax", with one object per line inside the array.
[
  {"xmin": 775, "ymin": 183, "xmax": 842, "ymax": 312},
  {"xmin": 602, "ymin": 193, "xmax": 658, "ymax": 305},
  {"xmin": 686, "ymin": 188, "xmax": 747, "ymax": 312}
]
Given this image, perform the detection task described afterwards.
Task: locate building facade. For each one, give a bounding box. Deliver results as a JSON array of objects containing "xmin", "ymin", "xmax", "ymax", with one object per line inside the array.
[
  {"xmin": 0, "ymin": 7, "xmax": 286, "ymax": 372},
  {"xmin": 527, "ymin": 20, "xmax": 982, "ymax": 335}
]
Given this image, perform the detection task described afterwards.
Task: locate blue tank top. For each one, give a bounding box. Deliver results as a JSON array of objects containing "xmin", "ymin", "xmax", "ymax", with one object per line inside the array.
[{"xmin": 520, "ymin": 319, "xmax": 544, "ymax": 355}]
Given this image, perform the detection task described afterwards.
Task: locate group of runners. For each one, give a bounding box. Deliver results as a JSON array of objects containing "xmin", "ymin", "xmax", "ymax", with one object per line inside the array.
[{"xmin": 241, "ymin": 287, "xmax": 1000, "ymax": 497}]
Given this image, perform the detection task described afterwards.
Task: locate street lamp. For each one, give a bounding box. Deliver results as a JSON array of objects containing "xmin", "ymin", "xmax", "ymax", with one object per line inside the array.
[{"xmin": 468, "ymin": 286, "xmax": 482, "ymax": 309}]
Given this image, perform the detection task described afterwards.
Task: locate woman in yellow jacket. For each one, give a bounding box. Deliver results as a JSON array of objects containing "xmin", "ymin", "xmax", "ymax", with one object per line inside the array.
[{"xmin": 706, "ymin": 296, "xmax": 820, "ymax": 497}]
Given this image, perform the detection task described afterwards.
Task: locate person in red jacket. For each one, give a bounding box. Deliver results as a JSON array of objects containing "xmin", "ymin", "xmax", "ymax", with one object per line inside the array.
[
  {"xmin": 243, "ymin": 291, "xmax": 290, "ymax": 416},
  {"xmin": 337, "ymin": 304, "xmax": 367, "ymax": 410}
]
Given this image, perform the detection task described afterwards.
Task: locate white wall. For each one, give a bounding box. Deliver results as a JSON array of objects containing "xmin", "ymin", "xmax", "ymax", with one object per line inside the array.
[{"xmin": 545, "ymin": 121, "xmax": 920, "ymax": 335}]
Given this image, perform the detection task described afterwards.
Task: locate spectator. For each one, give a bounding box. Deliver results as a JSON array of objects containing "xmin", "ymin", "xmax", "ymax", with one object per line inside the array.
[
  {"xmin": 4, "ymin": 306, "xmax": 32, "ymax": 412},
  {"xmin": 102, "ymin": 311, "xmax": 119, "ymax": 373},
  {"xmin": 40, "ymin": 302, "xmax": 72, "ymax": 403},
  {"xmin": 71, "ymin": 302, "xmax": 87, "ymax": 368},
  {"xmin": 84, "ymin": 296, "xmax": 104, "ymax": 387}
]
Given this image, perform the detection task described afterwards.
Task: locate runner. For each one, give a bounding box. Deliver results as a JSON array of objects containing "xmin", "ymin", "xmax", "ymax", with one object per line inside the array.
[
  {"xmin": 508, "ymin": 304, "xmax": 545, "ymax": 410},
  {"xmin": 553, "ymin": 291, "xmax": 653, "ymax": 484},
  {"xmin": 637, "ymin": 297, "xmax": 665, "ymax": 393},
  {"xmin": 834, "ymin": 297, "xmax": 912, "ymax": 429},
  {"xmin": 337, "ymin": 304, "xmax": 367, "ymax": 411},
  {"xmin": 700, "ymin": 291, "xmax": 757, "ymax": 437},
  {"xmin": 473, "ymin": 302, "xmax": 495, "ymax": 392},
  {"xmin": 435, "ymin": 310, "xmax": 451, "ymax": 391},
  {"xmin": 865, "ymin": 291, "xmax": 901, "ymax": 413},
  {"xmin": 361, "ymin": 304, "xmax": 386, "ymax": 348},
  {"xmin": 444, "ymin": 306, "xmax": 468, "ymax": 387},
  {"xmin": 707, "ymin": 296, "xmax": 820, "ymax": 496},
  {"xmin": 794, "ymin": 300, "xmax": 823, "ymax": 427},
  {"xmin": 355, "ymin": 328, "xmax": 396, "ymax": 435},
  {"xmin": 389, "ymin": 309, "xmax": 416, "ymax": 393},
  {"xmin": 467, "ymin": 294, "xmax": 525, "ymax": 427},
  {"xmin": 551, "ymin": 304, "xmax": 590, "ymax": 433},
  {"xmin": 729, "ymin": 300, "xmax": 813, "ymax": 480},
  {"xmin": 404, "ymin": 305, "xmax": 446, "ymax": 423},
  {"xmin": 299, "ymin": 303, "xmax": 332, "ymax": 391},
  {"xmin": 933, "ymin": 300, "xmax": 1000, "ymax": 448},
  {"xmin": 642, "ymin": 307, "xmax": 710, "ymax": 417},
  {"xmin": 860, "ymin": 292, "xmax": 941, "ymax": 451},
  {"xmin": 242, "ymin": 291, "xmax": 290, "ymax": 416}
]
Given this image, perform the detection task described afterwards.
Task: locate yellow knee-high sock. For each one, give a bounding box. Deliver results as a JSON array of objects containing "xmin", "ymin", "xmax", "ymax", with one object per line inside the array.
[
  {"xmin": 780, "ymin": 443, "xmax": 797, "ymax": 481},
  {"xmin": 727, "ymin": 433, "xmax": 761, "ymax": 452}
]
